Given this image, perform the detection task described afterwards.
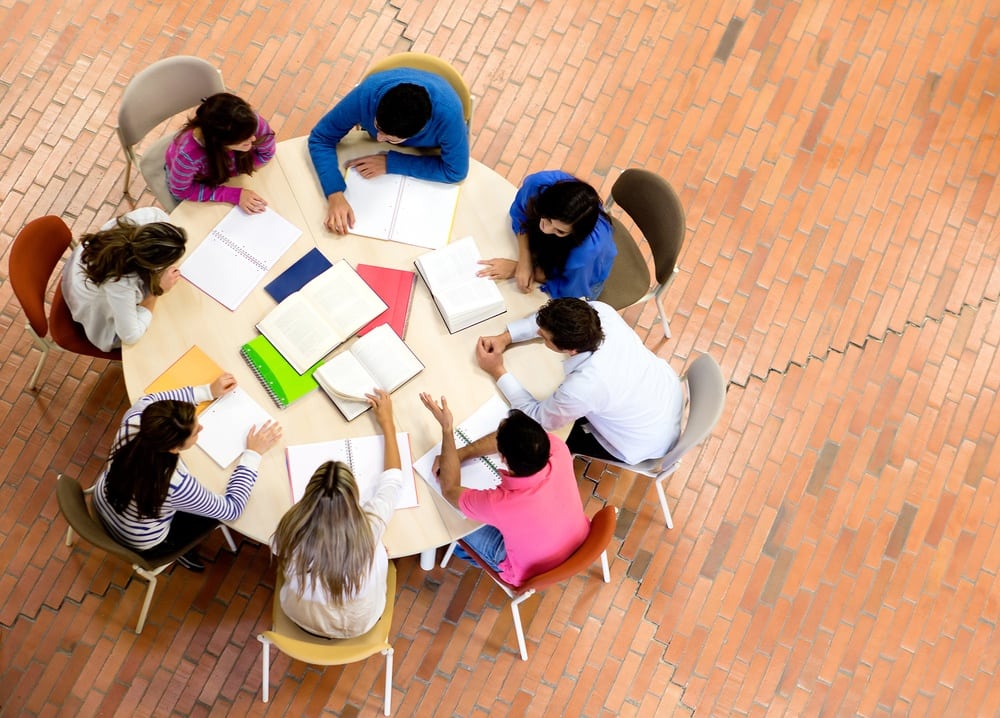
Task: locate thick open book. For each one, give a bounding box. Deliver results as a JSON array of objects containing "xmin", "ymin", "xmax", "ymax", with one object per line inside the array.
[
  {"xmin": 344, "ymin": 168, "xmax": 459, "ymax": 249},
  {"xmin": 414, "ymin": 236, "xmax": 506, "ymax": 333},
  {"xmin": 197, "ymin": 387, "xmax": 275, "ymax": 468},
  {"xmin": 285, "ymin": 433, "xmax": 419, "ymax": 510},
  {"xmin": 181, "ymin": 206, "xmax": 301, "ymax": 310},
  {"xmin": 314, "ymin": 324, "xmax": 424, "ymax": 420},
  {"xmin": 413, "ymin": 395, "xmax": 511, "ymax": 517},
  {"xmin": 256, "ymin": 260, "xmax": 387, "ymax": 374}
]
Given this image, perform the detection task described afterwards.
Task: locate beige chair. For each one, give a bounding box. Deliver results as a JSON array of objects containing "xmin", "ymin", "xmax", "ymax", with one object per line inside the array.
[
  {"xmin": 9, "ymin": 216, "xmax": 122, "ymax": 389},
  {"xmin": 258, "ymin": 563, "xmax": 397, "ymax": 714},
  {"xmin": 597, "ymin": 169, "xmax": 686, "ymax": 338},
  {"xmin": 364, "ymin": 52, "xmax": 473, "ymax": 129},
  {"xmin": 441, "ymin": 506, "xmax": 616, "ymax": 661},
  {"xmin": 117, "ymin": 55, "xmax": 225, "ymax": 210},
  {"xmin": 56, "ymin": 474, "xmax": 237, "ymax": 633},
  {"xmin": 573, "ymin": 355, "xmax": 726, "ymax": 527}
]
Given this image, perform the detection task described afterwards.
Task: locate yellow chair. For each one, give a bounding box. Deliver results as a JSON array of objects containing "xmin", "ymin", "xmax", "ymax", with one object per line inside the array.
[
  {"xmin": 364, "ymin": 52, "xmax": 473, "ymax": 129},
  {"xmin": 258, "ymin": 562, "xmax": 397, "ymax": 714}
]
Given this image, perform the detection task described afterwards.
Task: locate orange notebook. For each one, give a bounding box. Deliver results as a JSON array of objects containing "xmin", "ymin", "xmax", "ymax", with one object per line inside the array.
[
  {"xmin": 355, "ymin": 264, "xmax": 417, "ymax": 339},
  {"xmin": 144, "ymin": 346, "xmax": 223, "ymax": 415}
]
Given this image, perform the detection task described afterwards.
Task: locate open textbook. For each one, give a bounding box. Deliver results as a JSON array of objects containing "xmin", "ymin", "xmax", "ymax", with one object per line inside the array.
[
  {"xmin": 344, "ymin": 167, "xmax": 459, "ymax": 249},
  {"xmin": 285, "ymin": 433, "xmax": 419, "ymax": 510},
  {"xmin": 256, "ymin": 260, "xmax": 387, "ymax": 374},
  {"xmin": 413, "ymin": 395, "xmax": 511, "ymax": 517},
  {"xmin": 181, "ymin": 206, "xmax": 301, "ymax": 310},
  {"xmin": 414, "ymin": 236, "xmax": 506, "ymax": 333},
  {"xmin": 314, "ymin": 324, "xmax": 424, "ymax": 420}
]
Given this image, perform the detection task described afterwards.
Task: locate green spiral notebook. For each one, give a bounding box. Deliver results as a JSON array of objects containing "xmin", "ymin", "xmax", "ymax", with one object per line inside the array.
[{"xmin": 239, "ymin": 334, "xmax": 320, "ymax": 408}]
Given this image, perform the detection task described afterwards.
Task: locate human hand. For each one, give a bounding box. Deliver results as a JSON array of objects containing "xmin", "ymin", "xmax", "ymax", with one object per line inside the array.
[
  {"xmin": 420, "ymin": 392, "xmax": 454, "ymax": 430},
  {"xmin": 478, "ymin": 331, "xmax": 512, "ymax": 354},
  {"xmin": 210, "ymin": 373, "xmax": 237, "ymax": 398},
  {"xmin": 476, "ymin": 337, "xmax": 507, "ymax": 379},
  {"xmin": 324, "ymin": 192, "xmax": 355, "ymax": 234},
  {"xmin": 476, "ymin": 258, "xmax": 517, "ymax": 281},
  {"xmin": 159, "ymin": 265, "xmax": 182, "ymax": 292},
  {"xmin": 246, "ymin": 420, "xmax": 282, "ymax": 453},
  {"xmin": 366, "ymin": 388, "xmax": 395, "ymax": 429},
  {"xmin": 514, "ymin": 260, "xmax": 534, "ymax": 292},
  {"xmin": 239, "ymin": 189, "xmax": 267, "ymax": 213},
  {"xmin": 346, "ymin": 153, "xmax": 388, "ymax": 179}
]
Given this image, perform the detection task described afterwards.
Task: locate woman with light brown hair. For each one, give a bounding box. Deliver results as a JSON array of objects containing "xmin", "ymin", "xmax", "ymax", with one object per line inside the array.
[{"xmin": 272, "ymin": 389, "xmax": 402, "ymax": 638}]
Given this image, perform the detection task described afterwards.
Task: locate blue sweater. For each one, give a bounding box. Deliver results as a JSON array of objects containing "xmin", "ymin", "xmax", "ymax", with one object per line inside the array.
[
  {"xmin": 510, "ymin": 170, "xmax": 616, "ymax": 300},
  {"xmin": 308, "ymin": 68, "xmax": 470, "ymax": 196}
]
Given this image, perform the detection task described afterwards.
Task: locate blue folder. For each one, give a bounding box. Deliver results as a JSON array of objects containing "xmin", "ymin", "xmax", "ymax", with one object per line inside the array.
[{"xmin": 264, "ymin": 247, "xmax": 333, "ymax": 303}]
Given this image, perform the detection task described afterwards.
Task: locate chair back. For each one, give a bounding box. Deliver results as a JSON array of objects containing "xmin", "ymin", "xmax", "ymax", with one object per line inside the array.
[
  {"xmin": 610, "ymin": 169, "xmax": 685, "ymax": 284},
  {"xmin": 117, "ymin": 55, "xmax": 224, "ymax": 148},
  {"xmin": 263, "ymin": 562, "xmax": 397, "ymax": 665},
  {"xmin": 364, "ymin": 52, "xmax": 472, "ymax": 125},
  {"xmin": 659, "ymin": 355, "xmax": 726, "ymax": 472},
  {"xmin": 9, "ymin": 216, "xmax": 74, "ymax": 338},
  {"xmin": 519, "ymin": 506, "xmax": 617, "ymax": 592},
  {"xmin": 55, "ymin": 475, "xmax": 156, "ymax": 569}
]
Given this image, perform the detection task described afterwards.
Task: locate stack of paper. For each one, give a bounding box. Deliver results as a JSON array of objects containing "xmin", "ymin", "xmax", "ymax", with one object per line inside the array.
[{"xmin": 414, "ymin": 236, "xmax": 506, "ymax": 333}]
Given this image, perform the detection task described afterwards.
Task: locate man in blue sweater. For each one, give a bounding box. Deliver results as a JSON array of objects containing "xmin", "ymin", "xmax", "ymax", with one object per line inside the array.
[{"xmin": 308, "ymin": 67, "xmax": 470, "ymax": 234}]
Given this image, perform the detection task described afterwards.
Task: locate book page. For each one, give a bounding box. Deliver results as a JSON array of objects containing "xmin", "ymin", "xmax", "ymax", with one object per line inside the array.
[
  {"xmin": 256, "ymin": 293, "xmax": 342, "ymax": 374},
  {"xmin": 286, "ymin": 433, "xmax": 418, "ymax": 510},
  {"xmin": 314, "ymin": 353, "xmax": 378, "ymax": 420},
  {"xmin": 349, "ymin": 324, "xmax": 423, "ymax": 392},
  {"xmin": 197, "ymin": 387, "xmax": 274, "ymax": 468},
  {"xmin": 300, "ymin": 261, "xmax": 387, "ymax": 339},
  {"xmin": 389, "ymin": 177, "xmax": 460, "ymax": 249},
  {"xmin": 343, "ymin": 169, "xmax": 401, "ymax": 240}
]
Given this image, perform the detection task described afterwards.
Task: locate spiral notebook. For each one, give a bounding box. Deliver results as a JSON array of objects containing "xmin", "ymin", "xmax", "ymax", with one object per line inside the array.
[
  {"xmin": 285, "ymin": 433, "xmax": 419, "ymax": 510},
  {"xmin": 412, "ymin": 395, "xmax": 510, "ymax": 508},
  {"xmin": 240, "ymin": 334, "xmax": 320, "ymax": 408}
]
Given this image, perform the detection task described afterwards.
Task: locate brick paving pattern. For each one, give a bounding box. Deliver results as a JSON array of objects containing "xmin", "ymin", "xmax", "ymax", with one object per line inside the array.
[{"xmin": 0, "ymin": 0, "xmax": 997, "ymax": 716}]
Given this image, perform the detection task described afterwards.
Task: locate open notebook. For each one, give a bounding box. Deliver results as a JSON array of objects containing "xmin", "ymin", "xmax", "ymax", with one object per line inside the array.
[
  {"xmin": 285, "ymin": 433, "xmax": 419, "ymax": 510},
  {"xmin": 196, "ymin": 387, "xmax": 275, "ymax": 468}
]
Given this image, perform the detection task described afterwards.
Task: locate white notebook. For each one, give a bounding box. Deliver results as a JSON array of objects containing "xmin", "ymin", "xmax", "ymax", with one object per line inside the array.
[
  {"xmin": 414, "ymin": 236, "xmax": 506, "ymax": 333},
  {"xmin": 196, "ymin": 387, "xmax": 275, "ymax": 468},
  {"xmin": 181, "ymin": 206, "xmax": 301, "ymax": 310},
  {"xmin": 314, "ymin": 324, "xmax": 424, "ymax": 420},
  {"xmin": 413, "ymin": 395, "xmax": 510, "ymax": 515},
  {"xmin": 256, "ymin": 260, "xmax": 387, "ymax": 374},
  {"xmin": 344, "ymin": 168, "xmax": 459, "ymax": 249},
  {"xmin": 285, "ymin": 433, "xmax": 419, "ymax": 510}
]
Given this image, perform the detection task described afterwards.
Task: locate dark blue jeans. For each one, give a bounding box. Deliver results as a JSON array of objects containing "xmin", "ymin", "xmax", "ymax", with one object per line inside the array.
[{"xmin": 454, "ymin": 524, "xmax": 507, "ymax": 572}]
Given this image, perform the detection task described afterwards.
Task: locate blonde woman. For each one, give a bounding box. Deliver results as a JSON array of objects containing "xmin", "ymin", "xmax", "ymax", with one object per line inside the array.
[{"xmin": 272, "ymin": 389, "xmax": 402, "ymax": 638}]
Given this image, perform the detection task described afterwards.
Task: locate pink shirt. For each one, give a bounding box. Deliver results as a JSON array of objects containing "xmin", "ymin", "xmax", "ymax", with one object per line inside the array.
[{"xmin": 459, "ymin": 435, "xmax": 589, "ymax": 586}]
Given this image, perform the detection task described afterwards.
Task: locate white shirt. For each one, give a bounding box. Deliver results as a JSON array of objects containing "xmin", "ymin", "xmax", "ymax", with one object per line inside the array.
[
  {"xmin": 497, "ymin": 301, "xmax": 683, "ymax": 465},
  {"xmin": 61, "ymin": 207, "xmax": 170, "ymax": 352}
]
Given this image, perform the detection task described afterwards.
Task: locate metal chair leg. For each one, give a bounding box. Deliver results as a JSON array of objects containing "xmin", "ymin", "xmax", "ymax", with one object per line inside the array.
[
  {"xmin": 257, "ymin": 635, "xmax": 271, "ymax": 703},
  {"xmin": 383, "ymin": 647, "xmax": 393, "ymax": 715}
]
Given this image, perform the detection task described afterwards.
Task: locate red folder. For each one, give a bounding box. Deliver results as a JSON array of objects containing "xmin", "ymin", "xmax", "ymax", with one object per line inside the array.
[{"xmin": 355, "ymin": 264, "xmax": 417, "ymax": 339}]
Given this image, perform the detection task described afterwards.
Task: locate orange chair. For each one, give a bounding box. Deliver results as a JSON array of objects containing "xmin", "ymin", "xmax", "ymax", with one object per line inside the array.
[
  {"xmin": 8, "ymin": 216, "xmax": 121, "ymax": 389},
  {"xmin": 443, "ymin": 506, "xmax": 617, "ymax": 660}
]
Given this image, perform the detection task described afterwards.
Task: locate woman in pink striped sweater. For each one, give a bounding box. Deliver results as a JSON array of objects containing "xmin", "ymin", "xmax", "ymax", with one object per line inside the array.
[{"xmin": 165, "ymin": 92, "xmax": 276, "ymax": 213}]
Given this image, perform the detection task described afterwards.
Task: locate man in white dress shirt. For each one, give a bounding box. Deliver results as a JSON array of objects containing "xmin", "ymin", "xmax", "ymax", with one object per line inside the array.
[{"xmin": 476, "ymin": 298, "xmax": 684, "ymax": 465}]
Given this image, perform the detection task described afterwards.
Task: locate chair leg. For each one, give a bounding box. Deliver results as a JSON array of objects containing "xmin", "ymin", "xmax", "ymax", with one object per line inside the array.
[
  {"xmin": 27, "ymin": 327, "xmax": 51, "ymax": 390},
  {"xmin": 600, "ymin": 550, "xmax": 610, "ymax": 582},
  {"xmin": 655, "ymin": 476, "xmax": 675, "ymax": 529},
  {"xmin": 133, "ymin": 566, "xmax": 160, "ymax": 633},
  {"xmin": 65, "ymin": 526, "xmax": 75, "ymax": 546},
  {"xmin": 510, "ymin": 593, "xmax": 531, "ymax": 661},
  {"xmin": 440, "ymin": 541, "xmax": 457, "ymax": 568},
  {"xmin": 257, "ymin": 635, "xmax": 271, "ymax": 703},
  {"xmin": 655, "ymin": 281, "xmax": 672, "ymax": 339},
  {"xmin": 219, "ymin": 525, "xmax": 238, "ymax": 553},
  {"xmin": 383, "ymin": 647, "xmax": 393, "ymax": 715}
]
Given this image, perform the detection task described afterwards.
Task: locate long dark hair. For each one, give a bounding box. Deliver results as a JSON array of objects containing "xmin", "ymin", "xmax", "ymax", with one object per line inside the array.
[
  {"xmin": 522, "ymin": 178, "xmax": 607, "ymax": 280},
  {"xmin": 104, "ymin": 400, "xmax": 197, "ymax": 519},
  {"xmin": 80, "ymin": 219, "xmax": 186, "ymax": 295},
  {"xmin": 180, "ymin": 92, "xmax": 269, "ymax": 185}
]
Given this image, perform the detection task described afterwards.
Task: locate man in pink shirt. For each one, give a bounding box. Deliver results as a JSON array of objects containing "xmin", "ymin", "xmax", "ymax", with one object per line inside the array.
[{"xmin": 420, "ymin": 393, "xmax": 589, "ymax": 586}]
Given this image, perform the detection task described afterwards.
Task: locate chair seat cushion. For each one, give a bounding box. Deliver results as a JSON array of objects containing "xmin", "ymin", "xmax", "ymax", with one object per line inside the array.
[
  {"xmin": 597, "ymin": 219, "xmax": 650, "ymax": 309},
  {"xmin": 139, "ymin": 135, "xmax": 180, "ymax": 211},
  {"xmin": 49, "ymin": 285, "xmax": 122, "ymax": 361}
]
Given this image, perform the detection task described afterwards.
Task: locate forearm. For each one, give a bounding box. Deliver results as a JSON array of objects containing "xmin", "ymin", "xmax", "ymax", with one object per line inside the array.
[
  {"xmin": 438, "ymin": 429, "xmax": 464, "ymax": 507},
  {"xmin": 457, "ymin": 432, "xmax": 498, "ymax": 461},
  {"xmin": 380, "ymin": 421, "xmax": 401, "ymax": 470}
]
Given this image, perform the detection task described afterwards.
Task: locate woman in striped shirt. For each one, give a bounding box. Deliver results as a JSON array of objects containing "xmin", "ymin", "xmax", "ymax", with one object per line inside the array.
[
  {"xmin": 164, "ymin": 92, "xmax": 276, "ymax": 214},
  {"xmin": 92, "ymin": 374, "xmax": 282, "ymax": 571}
]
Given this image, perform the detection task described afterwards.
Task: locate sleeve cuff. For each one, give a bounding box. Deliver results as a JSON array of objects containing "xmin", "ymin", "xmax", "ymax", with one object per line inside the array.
[
  {"xmin": 238, "ymin": 450, "xmax": 262, "ymax": 471},
  {"xmin": 507, "ymin": 314, "xmax": 540, "ymax": 343},
  {"xmin": 193, "ymin": 385, "xmax": 215, "ymax": 403}
]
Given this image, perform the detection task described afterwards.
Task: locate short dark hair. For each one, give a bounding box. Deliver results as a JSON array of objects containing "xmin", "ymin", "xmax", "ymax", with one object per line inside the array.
[
  {"xmin": 536, "ymin": 298, "xmax": 604, "ymax": 353},
  {"xmin": 496, "ymin": 410, "xmax": 550, "ymax": 477},
  {"xmin": 375, "ymin": 83, "xmax": 432, "ymax": 138}
]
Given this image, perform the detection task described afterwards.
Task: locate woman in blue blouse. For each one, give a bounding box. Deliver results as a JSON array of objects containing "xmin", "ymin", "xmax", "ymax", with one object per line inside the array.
[{"xmin": 478, "ymin": 170, "xmax": 616, "ymax": 299}]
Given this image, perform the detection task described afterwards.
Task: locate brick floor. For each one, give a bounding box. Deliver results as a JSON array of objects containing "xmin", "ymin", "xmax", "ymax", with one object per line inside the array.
[{"xmin": 1, "ymin": 0, "xmax": 998, "ymax": 716}]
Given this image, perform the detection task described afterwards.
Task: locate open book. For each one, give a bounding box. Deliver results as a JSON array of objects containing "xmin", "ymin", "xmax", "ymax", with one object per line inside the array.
[
  {"xmin": 285, "ymin": 433, "xmax": 419, "ymax": 510},
  {"xmin": 181, "ymin": 206, "xmax": 301, "ymax": 310},
  {"xmin": 256, "ymin": 260, "xmax": 387, "ymax": 374},
  {"xmin": 414, "ymin": 236, "xmax": 506, "ymax": 333},
  {"xmin": 314, "ymin": 324, "xmax": 424, "ymax": 420},
  {"xmin": 197, "ymin": 387, "xmax": 275, "ymax": 468},
  {"xmin": 344, "ymin": 168, "xmax": 459, "ymax": 249},
  {"xmin": 413, "ymin": 395, "xmax": 511, "ymax": 517}
]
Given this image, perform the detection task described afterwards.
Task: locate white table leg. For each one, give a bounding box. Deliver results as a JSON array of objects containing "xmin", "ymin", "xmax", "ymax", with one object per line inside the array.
[{"xmin": 419, "ymin": 548, "xmax": 437, "ymax": 570}]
